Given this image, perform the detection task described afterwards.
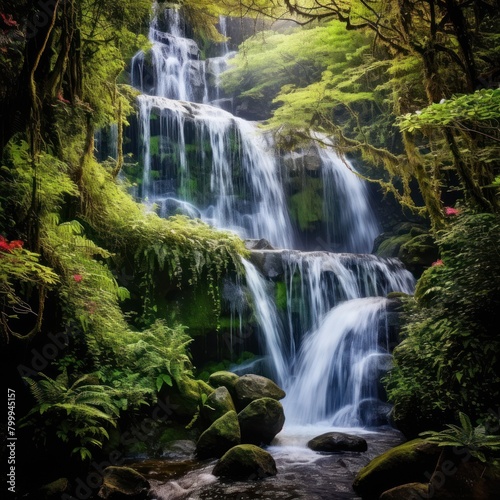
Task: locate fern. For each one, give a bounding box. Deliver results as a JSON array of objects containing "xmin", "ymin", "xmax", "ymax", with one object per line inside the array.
[{"xmin": 20, "ymin": 370, "xmax": 121, "ymax": 461}]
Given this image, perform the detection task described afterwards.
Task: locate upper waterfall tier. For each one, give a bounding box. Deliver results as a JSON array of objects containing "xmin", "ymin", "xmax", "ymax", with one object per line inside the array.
[{"xmin": 136, "ymin": 94, "xmax": 295, "ymax": 249}]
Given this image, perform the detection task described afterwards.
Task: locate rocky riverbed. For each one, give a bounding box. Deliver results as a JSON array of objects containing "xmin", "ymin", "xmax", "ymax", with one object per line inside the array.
[{"xmin": 128, "ymin": 425, "xmax": 405, "ymax": 499}]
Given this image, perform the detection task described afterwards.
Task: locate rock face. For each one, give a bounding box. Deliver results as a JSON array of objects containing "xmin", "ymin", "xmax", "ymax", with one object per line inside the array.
[
  {"xmin": 307, "ymin": 432, "xmax": 368, "ymax": 453},
  {"xmin": 212, "ymin": 444, "xmax": 278, "ymax": 480},
  {"xmin": 238, "ymin": 397, "xmax": 285, "ymax": 445},
  {"xmin": 202, "ymin": 386, "xmax": 236, "ymax": 424},
  {"xmin": 97, "ymin": 466, "xmax": 150, "ymax": 500},
  {"xmin": 352, "ymin": 439, "xmax": 441, "ymax": 499},
  {"xmin": 195, "ymin": 410, "xmax": 241, "ymax": 459},
  {"xmin": 233, "ymin": 374, "xmax": 286, "ymax": 410}
]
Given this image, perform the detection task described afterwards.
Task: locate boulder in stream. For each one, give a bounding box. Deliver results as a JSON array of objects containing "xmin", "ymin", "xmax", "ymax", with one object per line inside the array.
[
  {"xmin": 352, "ymin": 439, "xmax": 441, "ymax": 499},
  {"xmin": 195, "ymin": 410, "xmax": 241, "ymax": 459},
  {"xmin": 97, "ymin": 466, "xmax": 150, "ymax": 500},
  {"xmin": 201, "ymin": 385, "xmax": 236, "ymax": 424},
  {"xmin": 308, "ymin": 432, "xmax": 368, "ymax": 453},
  {"xmin": 238, "ymin": 397, "xmax": 285, "ymax": 445},
  {"xmin": 233, "ymin": 374, "xmax": 286, "ymax": 410},
  {"xmin": 212, "ymin": 444, "xmax": 278, "ymax": 480}
]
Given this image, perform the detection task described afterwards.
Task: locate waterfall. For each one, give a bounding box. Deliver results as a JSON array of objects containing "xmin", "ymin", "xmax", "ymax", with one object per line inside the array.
[
  {"xmin": 129, "ymin": 4, "xmax": 416, "ymax": 428},
  {"xmin": 316, "ymin": 135, "xmax": 380, "ymax": 253},
  {"xmin": 131, "ymin": 8, "xmax": 294, "ymax": 248},
  {"xmin": 285, "ymin": 297, "xmax": 392, "ymax": 425},
  {"xmin": 243, "ymin": 251, "xmax": 414, "ymax": 426}
]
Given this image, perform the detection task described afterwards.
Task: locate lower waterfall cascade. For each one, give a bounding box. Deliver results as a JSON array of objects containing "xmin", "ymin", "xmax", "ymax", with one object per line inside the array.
[{"xmin": 122, "ymin": 4, "xmax": 416, "ymax": 430}]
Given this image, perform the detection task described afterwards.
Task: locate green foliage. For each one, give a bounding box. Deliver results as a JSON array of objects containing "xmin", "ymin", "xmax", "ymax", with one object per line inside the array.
[
  {"xmin": 386, "ymin": 210, "xmax": 500, "ymax": 433},
  {"xmin": 20, "ymin": 370, "xmax": 120, "ymax": 461},
  {"xmin": 399, "ymin": 89, "xmax": 500, "ymax": 133},
  {"xmin": 420, "ymin": 412, "xmax": 500, "ymax": 463}
]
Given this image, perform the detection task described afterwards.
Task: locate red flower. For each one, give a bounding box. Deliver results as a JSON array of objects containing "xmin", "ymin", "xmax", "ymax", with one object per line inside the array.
[
  {"xmin": 432, "ymin": 259, "xmax": 444, "ymax": 267},
  {"xmin": 8, "ymin": 240, "xmax": 23, "ymax": 250},
  {"xmin": 1, "ymin": 13, "xmax": 18, "ymax": 28},
  {"xmin": 73, "ymin": 274, "xmax": 83, "ymax": 282},
  {"xmin": 0, "ymin": 236, "xmax": 25, "ymax": 252},
  {"xmin": 444, "ymin": 207, "xmax": 460, "ymax": 216}
]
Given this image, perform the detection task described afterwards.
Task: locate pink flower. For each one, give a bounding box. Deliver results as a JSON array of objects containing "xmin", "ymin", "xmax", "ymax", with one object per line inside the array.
[
  {"xmin": 73, "ymin": 274, "xmax": 83, "ymax": 282},
  {"xmin": 444, "ymin": 207, "xmax": 460, "ymax": 216},
  {"xmin": 432, "ymin": 259, "xmax": 444, "ymax": 267}
]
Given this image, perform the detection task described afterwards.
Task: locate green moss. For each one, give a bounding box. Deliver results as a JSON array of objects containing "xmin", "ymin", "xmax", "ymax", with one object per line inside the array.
[
  {"xmin": 275, "ymin": 281, "xmax": 287, "ymax": 310},
  {"xmin": 150, "ymin": 135, "xmax": 160, "ymax": 156},
  {"xmin": 352, "ymin": 439, "xmax": 441, "ymax": 499},
  {"xmin": 375, "ymin": 233, "xmax": 413, "ymax": 258},
  {"xmin": 289, "ymin": 182, "xmax": 324, "ymax": 231}
]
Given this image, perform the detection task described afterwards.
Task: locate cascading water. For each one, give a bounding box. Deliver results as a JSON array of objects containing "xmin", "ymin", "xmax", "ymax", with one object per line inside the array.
[
  {"xmin": 131, "ymin": 7, "xmax": 294, "ymax": 249},
  {"xmin": 130, "ymin": 4, "xmax": 415, "ymax": 430}
]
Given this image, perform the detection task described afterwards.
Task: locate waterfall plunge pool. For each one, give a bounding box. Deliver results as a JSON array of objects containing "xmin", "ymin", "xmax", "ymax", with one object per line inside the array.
[{"xmin": 128, "ymin": 425, "xmax": 405, "ymax": 499}]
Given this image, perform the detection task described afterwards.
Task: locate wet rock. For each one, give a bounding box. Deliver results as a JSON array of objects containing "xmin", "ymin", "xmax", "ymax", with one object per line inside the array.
[
  {"xmin": 161, "ymin": 439, "xmax": 196, "ymax": 460},
  {"xmin": 358, "ymin": 398, "xmax": 393, "ymax": 427},
  {"xmin": 245, "ymin": 238, "xmax": 275, "ymax": 250},
  {"xmin": 212, "ymin": 444, "xmax": 278, "ymax": 480},
  {"xmin": 208, "ymin": 370, "xmax": 239, "ymax": 392},
  {"xmin": 238, "ymin": 397, "xmax": 285, "ymax": 445},
  {"xmin": 248, "ymin": 249, "xmax": 285, "ymax": 278},
  {"xmin": 380, "ymin": 482, "xmax": 429, "ymax": 499},
  {"xmin": 233, "ymin": 374, "xmax": 286, "ymax": 410},
  {"xmin": 97, "ymin": 466, "xmax": 150, "ymax": 500},
  {"xmin": 352, "ymin": 439, "xmax": 441, "ymax": 499},
  {"xmin": 202, "ymin": 386, "xmax": 236, "ymax": 424},
  {"xmin": 307, "ymin": 432, "xmax": 368, "ymax": 453},
  {"xmin": 195, "ymin": 410, "xmax": 241, "ymax": 459},
  {"xmin": 157, "ymin": 197, "xmax": 201, "ymax": 219}
]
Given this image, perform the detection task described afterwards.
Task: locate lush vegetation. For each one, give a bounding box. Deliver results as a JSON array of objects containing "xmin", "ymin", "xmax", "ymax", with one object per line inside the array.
[{"xmin": 1, "ymin": 1, "xmax": 247, "ymax": 492}]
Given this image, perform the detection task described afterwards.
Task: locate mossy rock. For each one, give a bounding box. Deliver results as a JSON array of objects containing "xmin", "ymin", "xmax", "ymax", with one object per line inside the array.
[
  {"xmin": 169, "ymin": 378, "xmax": 214, "ymax": 419},
  {"xmin": 374, "ymin": 232, "xmax": 413, "ymax": 258},
  {"xmin": 202, "ymin": 386, "xmax": 236, "ymax": 425},
  {"xmin": 212, "ymin": 444, "xmax": 277, "ymax": 480},
  {"xmin": 208, "ymin": 370, "xmax": 239, "ymax": 392},
  {"xmin": 98, "ymin": 466, "xmax": 150, "ymax": 500},
  {"xmin": 233, "ymin": 374, "xmax": 286, "ymax": 411},
  {"xmin": 352, "ymin": 439, "xmax": 441, "ymax": 499},
  {"xmin": 379, "ymin": 482, "xmax": 429, "ymax": 499},
  {"xmin": 195, "ymin": 410, "xmax": 241, "ymax": 459},
  {"xmin": 238, "ymin": 397, "xmax": 285, "ymax": 445},
  {"xmin": 398, "ymin": 234, "xmax": 438, "ymax": 275}
]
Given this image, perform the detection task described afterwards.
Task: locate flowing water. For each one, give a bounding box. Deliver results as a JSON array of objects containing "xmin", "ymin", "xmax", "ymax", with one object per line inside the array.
[{"xmin": 128, "ymin": 5, "xmax": 414, "ymax": 497}]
